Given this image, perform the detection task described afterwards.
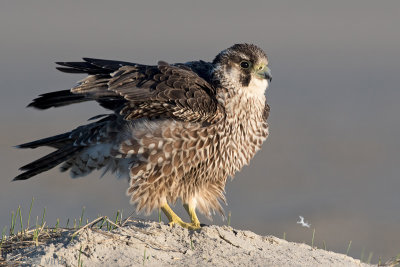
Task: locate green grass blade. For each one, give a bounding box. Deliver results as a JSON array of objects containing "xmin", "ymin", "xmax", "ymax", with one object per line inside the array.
[
  {"xmin": 114, "ymin": 210, "xmax": 120, "ymax": 227},
  {"xmin": 311, "ymin": 228, "xmax": 315, "ymax": 248},
  {"xmin": 27, "ymin": 197, "xmax": 34, "ymax": 229},
  {"xmin": 33, "ymin": 222, "xmax": 40, "ymax": 246},
  {"xmin": 10, "ymin": 211, "xmax": 15, "ymax": 236},
  {"xmin": 360, "ymin": 246, "xmax": 365, "ymax": 262},
  {"xmin": 1, "ymin": 226, "xmax": 7, "ymax": 249},
  {"xmin": 78, "ymin": 245, "xmax": 83, "ymax": 267},
  {"xmin": 54, "ymin": 218, "xmax": 60, "ymax": 232},
  {"xmin": 346, "ymin": 240, "xmax": 352, "ymax": 255},
  {"xmin": 99, "ymin": 217, "xmax": 106, "ymax": 229},
  {"xmin": 18, "ymin": 205, "xmax": 24, "ymax": 236},
  {"xmin": 366, "ymin": 252, "xmax": 373, "ymax": 264},
  {"xmin": 41, "ymin": 207, "xmax": 46, "ymax": 227},
  {"xmin": 79, "ymin": 206, "xmax": 85, "ymax": 228}
]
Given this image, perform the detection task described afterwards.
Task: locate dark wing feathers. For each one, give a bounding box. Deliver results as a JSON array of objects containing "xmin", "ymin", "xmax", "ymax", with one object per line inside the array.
[
  {"xmin": 27, "ymin": 90, "xmax": 88, "ymax": 110},
  {"xmin": 18, "ymin": 145, "xmax": 81, "ymax": 172},
  {"xmin": 30, "ymin": 58, "xmax": 222, "ymax": 123},
  {"xmin": 56, "ymin": 61, "xmax": 106, "ymax": 74},
  {"xmin": 31, "ymin": 58, "xmax": 129, "ymax": 110},
  {"xmin": 17, "ymin": 132, "xmax": 71, "ymax": 149},
  {"xmin": 14, "ymin": 145, "xmax": 83, "ymax": 181},
  {"xmin": 56, "ymin": 58, "xmax": 138, "ymax": 74},
  {"xmin": 83, "ymin": 57, "xmax": 141, "ymax": 70},
  {"xmin": 14, "ymin": 114, "xmax": 122, "ymax": 181},
  {"xmin": 108, "ymin": 62, "xmax": 221, "ymax": 123}
]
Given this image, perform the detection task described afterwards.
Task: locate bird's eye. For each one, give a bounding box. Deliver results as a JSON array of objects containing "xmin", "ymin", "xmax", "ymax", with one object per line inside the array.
[{"xmin": 240, "ymin": 61, "xmax": 250, "ymax": 69}]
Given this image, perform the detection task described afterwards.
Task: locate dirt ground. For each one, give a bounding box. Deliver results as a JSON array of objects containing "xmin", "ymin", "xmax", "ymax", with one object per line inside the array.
[{"xmin": 4, "ymin": 220, "xmax": 372, "ymax": 266}]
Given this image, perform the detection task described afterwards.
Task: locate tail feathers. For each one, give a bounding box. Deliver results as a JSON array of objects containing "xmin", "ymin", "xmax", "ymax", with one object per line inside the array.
[
  {"xmin": 17, "ymin": 132, "xmax": 71, "ymax": 149},
  {"xmin": 27, "ymin": 90, "xmax": 89, "ymax": 110},
  {"xmin": 14, "ymin": 146, "xmax": 82, "ymax": 181}
]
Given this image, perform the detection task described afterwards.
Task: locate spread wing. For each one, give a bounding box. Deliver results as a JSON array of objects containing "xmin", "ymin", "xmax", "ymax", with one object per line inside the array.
[{"xmin": 30, "ymin": 58, "xmax": 223, "ymax": 124}]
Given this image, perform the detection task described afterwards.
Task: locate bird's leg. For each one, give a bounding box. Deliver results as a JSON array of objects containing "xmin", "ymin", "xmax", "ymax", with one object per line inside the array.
[
  {"xmin": 161, "ymin": 203, "xmax": 200, "ymax": 230},
  {"xmin": 161, "ymin": 203, "xmax": 184, "ymax": 226},
  {"xmin": 183, "ymin": 203, "xmax": 201, "ymax": 229}
]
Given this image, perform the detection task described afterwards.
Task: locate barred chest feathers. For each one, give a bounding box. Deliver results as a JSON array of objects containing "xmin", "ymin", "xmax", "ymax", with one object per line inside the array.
[
  {"xmin": 121, "ymin": 90, "xmax": 269, "ymax": 185},
  {"xmin": 213, "ymin": 90, "xmax": 269, "ymax": 178},
  {"xmin": 120, "ymin": 91, "xmax": 268, "ymax": 210}
]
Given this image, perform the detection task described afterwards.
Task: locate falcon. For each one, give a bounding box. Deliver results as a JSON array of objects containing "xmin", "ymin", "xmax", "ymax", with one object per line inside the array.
[{"xmin": 15, "ymin": 44, "xmax": 272, "ymax": 230}]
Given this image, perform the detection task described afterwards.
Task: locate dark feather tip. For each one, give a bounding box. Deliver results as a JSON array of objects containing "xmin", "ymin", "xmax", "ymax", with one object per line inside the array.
[
  {"xmin": 12, "ymin": 175, "xmax": 25, "ymax": 181},
  {"xmin": 27, "ymin": 102, "xmax": 39, "ymax": 109}
]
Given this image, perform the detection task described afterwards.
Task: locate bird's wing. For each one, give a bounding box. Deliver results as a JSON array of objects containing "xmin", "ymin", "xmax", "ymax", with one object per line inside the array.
[
  {"xmin": 104, "ymin": 61, "xmax": 223, "ymax": 123},
  {"xmin": 32, "ymin": 58, "xmax": 223, "ymax": 124}
]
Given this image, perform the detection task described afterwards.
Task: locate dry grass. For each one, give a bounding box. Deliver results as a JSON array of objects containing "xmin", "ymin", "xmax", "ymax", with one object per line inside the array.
[
  {"xmin": 1, "ymin": 201, "xmax": 399, "ymax": 266},
  {"xmin": 0, "ymin": 197, "xmax": 133, "ymax": 266},
  {"xmin": 0, "ymin": 214, "xmax": 144, "ymax": 266}
]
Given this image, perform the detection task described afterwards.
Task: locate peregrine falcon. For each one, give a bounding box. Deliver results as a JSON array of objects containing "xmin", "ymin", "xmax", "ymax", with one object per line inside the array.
[{"xmin": 15, "ymin": 44, "xmax": 271, "ymax": 229}]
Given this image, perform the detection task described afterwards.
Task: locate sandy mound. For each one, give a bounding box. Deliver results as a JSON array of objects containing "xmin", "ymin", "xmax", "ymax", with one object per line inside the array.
[{"xmin": 5, "ymin": 220, "xmax": 371, "ymax": 266}]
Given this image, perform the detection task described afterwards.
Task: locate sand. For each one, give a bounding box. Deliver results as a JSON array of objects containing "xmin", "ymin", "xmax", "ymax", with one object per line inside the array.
[{"xmin": 5, "ymin": 220, "xmax": 372, "ymax": 266}]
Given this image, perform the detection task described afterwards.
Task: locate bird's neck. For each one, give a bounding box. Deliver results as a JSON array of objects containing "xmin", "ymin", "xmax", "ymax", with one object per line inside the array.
[{"xmin": 217, "ymin": 88, "xmax": 266, "ymax": 122}]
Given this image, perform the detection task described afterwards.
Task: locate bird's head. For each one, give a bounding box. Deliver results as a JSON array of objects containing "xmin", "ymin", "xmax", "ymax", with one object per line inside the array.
[{"xmin": 212, "ymin": 43, "xmax": 271, "ymax": 96}]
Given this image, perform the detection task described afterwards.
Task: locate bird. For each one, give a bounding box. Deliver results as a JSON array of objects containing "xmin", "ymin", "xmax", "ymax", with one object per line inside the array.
[{"xmin": 14, "ymin": 43, "xmax": 271, "ymax": 230}]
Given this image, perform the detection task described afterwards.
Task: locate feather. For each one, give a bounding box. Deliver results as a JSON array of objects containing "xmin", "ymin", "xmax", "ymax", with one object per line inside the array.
[
  {"xmin": 14, "ymin": 146, "xmax": 82, "ymax": 181},
  {"xmin": 27, "ymin": 90, "xmax": 88, "ymax": 110}
]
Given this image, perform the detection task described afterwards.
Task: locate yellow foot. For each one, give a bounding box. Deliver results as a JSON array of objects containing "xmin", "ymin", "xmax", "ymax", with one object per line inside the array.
[
  {"xmin": 168, "ymin": 220, "xmax": 201, "ymax": 230},
  {"xmin": 161, "ymin": 203, "xmax": 201, "ymax": 230},
  {"xmin": 183, "ymin": 203, "xmax": 201, "ymax": 228}
]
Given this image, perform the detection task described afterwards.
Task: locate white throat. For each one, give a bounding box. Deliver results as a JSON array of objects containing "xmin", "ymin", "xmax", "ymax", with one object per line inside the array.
[{"xmin": 246, "ymin": 78, "xmax": 268, "ymax": 97}]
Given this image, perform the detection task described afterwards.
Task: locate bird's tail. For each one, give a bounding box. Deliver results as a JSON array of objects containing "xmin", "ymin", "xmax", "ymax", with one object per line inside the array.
[{"xmin": 14, "ymin": 132, "xmax": 82, "ymax": 181}]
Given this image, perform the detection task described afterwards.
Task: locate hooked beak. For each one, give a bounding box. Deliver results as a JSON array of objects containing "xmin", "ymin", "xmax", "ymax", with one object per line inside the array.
[{"xmin": 256, "ymin": 66, "xmax": 272, "ymax": 82}]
